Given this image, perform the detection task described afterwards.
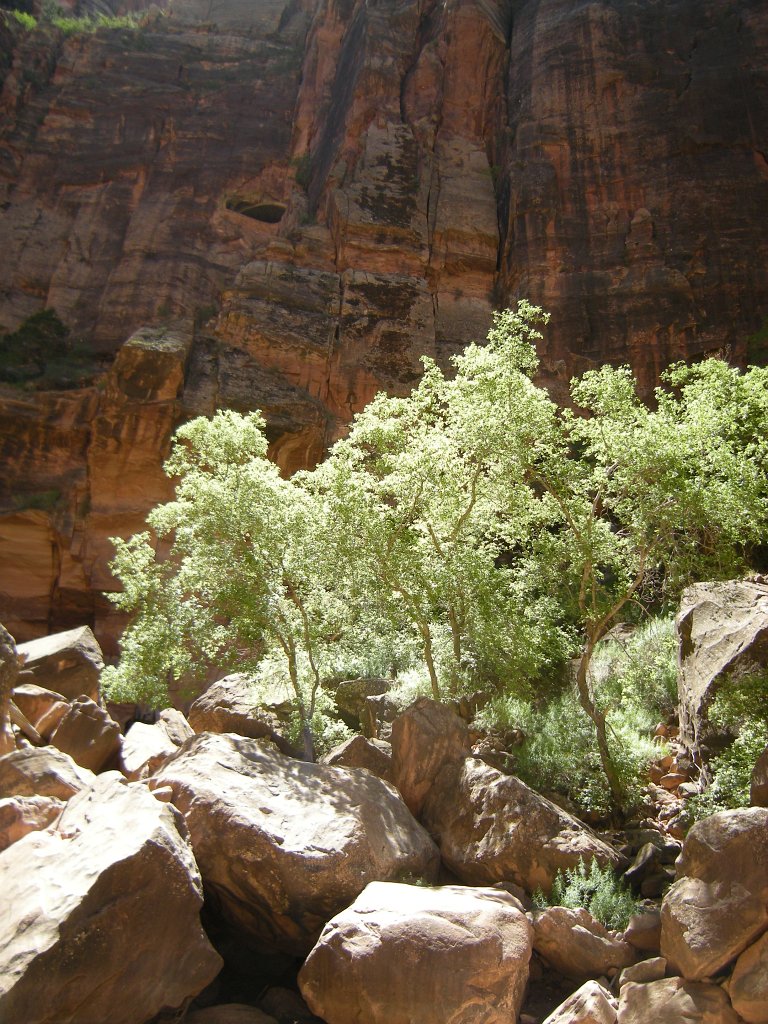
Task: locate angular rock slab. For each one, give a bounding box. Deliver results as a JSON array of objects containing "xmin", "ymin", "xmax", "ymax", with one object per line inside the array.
[
  {"xmin": 298, "ymin": 881, "xmax": 533, "ymax": 1024},
  {"xmin": 661, "ymin": 808, "xmax": 768, "ymax": 979},
  {"xmin": 0, "ymin": 746, "xmax": 95, "ymax": 800},
  {"xmin": 542, "ymin": 980, "xmax": 618, "ymax": 1024},
  {"xmin": 617, "ymin": 978, "xmax": 740, "ymax": 1024},
  {"xmin": 533, "ymin": 907, "xmax": 636, "ymax": 980},
  {"xmin": 390, "ymin": 697, "xmax": 470, "ymax": 817},
  {"xmin": 17, "ymin": 626, "xmax": 104, "ymax": 703},
  {"xmin": 188, "ymin": 674, "xmax": 296, "ymax": 754},
  {"xmin": 153, "ymin": 733, "xmax": 440, "ymax": 954},
  {"xmin": 730, "ymin": 930, "xmax": 768, "ymax": 1024},
  {"xmin": 0, "ymin": 775, "xmax": 221, "ymax": 1024},
  {"xmin": 321, "ymin": 734, "xmax": 392, "ymax": 781},
  {"xmin": 0, "ymin": 794, "xmax": 64, "ymax": 852},
  {"xmin": 49, "ymin": 695, "xmax": 121, "ymax": 772},
  {"xmin": 119, "ymin": 721, "xmax": 177, "ymax": 780},
  {"xmin": 422, "ymin": 758, "xmax": 619, "ymax": 892}
]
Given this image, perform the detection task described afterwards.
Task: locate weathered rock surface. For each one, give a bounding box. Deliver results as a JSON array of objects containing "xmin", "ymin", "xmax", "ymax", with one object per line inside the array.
[
  {"xmin": 0, "ymin": 794, "xmax": 64, "ymax": 852},
  {"xmin": 49, "ymin": 695, "xmax": 121, "ymax": 772},
  {"xmin": 617, "ymin": 957, "xmax": 667, "ymax": 988},
  {"xmin": 15, "ymin": 627, "xmax": 104, "ymax": 702},
  {"xmin": 320, "ymin": 734, "xmax": 392, "ymax": 781},
  {"xmin": 152, "ymin": 732, "xmax": 440, "ymax": 954},
  {"xmin": 622, "ymin": 910, "xmax": 662, "ymax": 954},
  {"xmin": 157, "ymin": 707, "xmax": 195, "ymax": 747},
  {"xmin": 119, "ymin": 721, "xmax": 177, "ymax": 780},
  {"xmin": 390, "ymin": 697, "xmax": 471, "ymax": 817},
  {"xmin": 533, "ymin": 907, "xmax": 636, "ymax": 980},
  {"xmin": 617, "ymin": 978, "xmax": 739, "ymax": 1024},
  {"xmin": 661, "ymin": 808, "xmax": 768, "ymax": 979},
  {"xmin": 298, "ymin": 881, "xmax": 533, "ymax": 1024},
  {"xmin": 541, "ymin": 980, "xmax": 618, "ymax": 1024},
  {"xmin": 676, "ymin": 580, "xmax": 768, "ymax": 745},
  {"xmin": 730, "ymin": 930, "xmax": 768, "ymax": 1024},
  {"xmin": 188, "ymin": 674, "xmax": 296, "ymax": 755},
  {"xmin": 0, "ymin": 774, "xmax": 222, "ymax": 1024},
  {"xmin": 422, "ymin": 757, "xmax": 619, "ymax": 892},
  {"xmin": 2, "ymin": 0, "xmax": 767, "ymax": 646},
  {"xmin": 0, "ymin": 745, "xmax": 95, "ymax": 800},
  {"xmin": 10, "ymin": 682, "xmax": 66, "ymax": 729}
]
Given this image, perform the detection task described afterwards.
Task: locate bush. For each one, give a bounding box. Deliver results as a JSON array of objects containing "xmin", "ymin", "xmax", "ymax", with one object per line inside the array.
[
  {"xmin": 532, "ymin": 857, "xmax": 639, "ymax": 932},
  {"xmin": 691, "ymin": 671, "xmax": 768, "ymax": 818}
]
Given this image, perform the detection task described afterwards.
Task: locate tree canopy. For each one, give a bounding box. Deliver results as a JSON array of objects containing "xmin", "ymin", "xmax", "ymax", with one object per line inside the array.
[{"xmin": 104, "ymin": 303, "xmax": 768, "ymax": 785}]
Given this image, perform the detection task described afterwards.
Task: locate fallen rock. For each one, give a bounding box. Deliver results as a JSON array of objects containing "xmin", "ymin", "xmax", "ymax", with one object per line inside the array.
[
  {"xmin": 623, "ymin": 910, "xmax": 662, "ymax": 954},
  {"xmin": 661, "ymin": 807, "xmax": 768, "ymax": 979},
  {"xmin": 320, "ymin": 734, "xmax": 392, "ymax": 781},
  {"xmin": 185, "ymin": 1007, "xmax": 277, "ymax": 1024},
  {"xmin": 390, "ymin": 697, "xmax": 471, "ymax": 817},
  {"xmin": 730, "ymin": 929, "xmax": 768, "ymax": 1024},
  {"xmin": 617, "ymin": 957, "xmax": 667, "ymax": 988},
  {"xmin": 676, "ymin": 580, "xmax": 768, "ymax": 746},
  {"xmin": 422, "ymin": 758, "xmax": 619, "ymax": 892},
  {"xmin": 188, "ymin": 674, "xmax": 296, "ymax": 755},
  {"xmin": 157, "ymin": 707, "xmax": 195, "ymax": 746},
  {"xmin": 0, "ymin": 746, "xmax": 95, "ymax": 800},
  {"xmin": 17, "ymin": 626, "xmax": 104, "ymax": 703},
  {"xmin": 541, "ymin": 980, "xmax": 618, "ymax": 1024},
  {"xmin": 334, "ymin": 677, "xmax": 391, "ymax": 727},
  {"xmin": 533, "ymin": 907, "xmax": 636, "ymax": 980},
  {"xmin": 0, "ymin": 775, "xmax": 222, "ymax": 1024},
  {"xmin": 153, "ymin": 733, "xmax": 440, "ymax": 954},
  {"xmin": 10, "ymin": 683, "xmax": 66, "ymax": 730},
  {"xmin": 661, "ymin": 876, "xmax": 768, "ymax": 979},
  {"xmin": 120, "ymin": 721, "xmax": 177, "ymax": 780},
  {"xmin": 298, "ymin": 881, "xmax": 533, "ymax": 1024},
  {"xmin": 49, "ymin": 695, "xmax": 122, "ymax": 772},
  {"xmin": 0, "ymin": 794, "xmax": 64, "ymax": 852},
  {"xmin": 360, "ymin": 692, "xmax": 400, "ymax": 740},
  {"xmin": 617, "ymin": 977, "xmax": 739, "ymax": 1024}
]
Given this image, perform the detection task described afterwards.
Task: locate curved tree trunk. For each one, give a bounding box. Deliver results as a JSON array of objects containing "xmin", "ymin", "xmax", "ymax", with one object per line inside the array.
[{"xmin": 574, "ymin": 634, "xmax": 624, "ymax": 808}]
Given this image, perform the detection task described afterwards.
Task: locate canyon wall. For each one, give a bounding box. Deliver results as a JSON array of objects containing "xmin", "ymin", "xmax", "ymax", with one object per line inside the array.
[{"xmin": 1, "ymin": 0, "xmax": 767, "ymax": 648}]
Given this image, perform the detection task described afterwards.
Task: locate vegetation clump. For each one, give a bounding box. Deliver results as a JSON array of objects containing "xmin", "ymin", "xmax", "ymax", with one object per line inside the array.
[
  {"xmin": 104, "ymin": 302, "xmax": 768, "ymax": 788},
  {"xmin": 532, "ymin": 857, "xmax": 639, "ymax": 932}
]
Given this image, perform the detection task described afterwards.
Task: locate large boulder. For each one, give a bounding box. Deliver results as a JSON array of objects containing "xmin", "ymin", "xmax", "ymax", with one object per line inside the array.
[
  {"xmin": 188, "ymin": 675, "xmax": 296, "ymax": 755},
  {"xmin": 10, "ymin": 683, "xmax": 67, "ymax": 731},
  {"xmin": 157, "ymin": 707, "xmax": 195, "ymax": 746},
  {"xmin": 730, "ymin": 930, "xmax": 768, "ymax": 1024},
  {"xmin": 676, "ymin": 580, "xmax": 768, "ymax": 746},
  {"xmin": 0, "ymin": 794, "xmax": 64, "ymax": 852},
  {"xmin": 16, "ymin": 627, "xmax": 104, "ymax": 703},
  {"xmin": 541, "ymin": 981, "xmax": 618, "ymax": 1024},
  {"xmin": 661, "ymin": 808, "xmax": 768, "ymax": 979},
  {"xmin": 390, "ymin": 698, "xmax": 471, "ymax": 817},
  {"xmin": 152, "ymin": 733, "xmax": 440, "ymax": 954},
  {"xmin": 298, "ymin": 881, "xmax": 533, "ymax": 1024},
  {"xmin": 617, "ymin": 978, "xmax": 739, "ymax": 1024},
  {"xmin": 334, "ymin": 677, "xmax": 391, "ymax": 730},
  {"xmin": 422, "ymin": 758, "xmax": 619, "ymax": 892},
  {"xmin": 533, "ymin": 907, "xmax": 636, "ymax": 980},
  {"xmin": 0, "ymin": 746, "xmax": 95, "ymax": 800},
  {"xmin": 49, "ymin": 696, "xmax": 122, "ymax": 773},
  {"xmin": 0, "ymin": 775, "xmax": 222, "ymax": 1024},
  {"xmin": 320, "ymin": 735, "xmax": 392, "ymax": 781}
]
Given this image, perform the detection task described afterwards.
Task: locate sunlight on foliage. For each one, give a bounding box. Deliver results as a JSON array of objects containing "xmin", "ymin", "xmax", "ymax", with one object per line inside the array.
[{"xmin": 532, "ymin": 857, "xmax": 639, "ymax": 931}]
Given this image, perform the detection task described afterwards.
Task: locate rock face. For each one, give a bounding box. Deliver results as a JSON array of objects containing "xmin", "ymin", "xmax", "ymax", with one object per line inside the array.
[
  {"xmin": 541, "ymin": 980, "xmax": 618, "ymax": 1024},
  {"xmin": 533, "ymin": 907, "xmax": 636, "ymax": 980},
  {"xmin": 422, "ymin": 757, "xmax": 619, "ymax": 892},
  {"xmin": 16, "ymin": 627, "xmax": 104, "ymax": 703},
  {"xmin": 0, "ymin": 745, "xmax": 95, "ymax": 800},
  {"xmin": 617, "ymin": 978, "xmax": 740, "ymax": 1024},
  {"xmin": 187, "ymin": 674, "xmax": 296, "ymax": 755},
  {"xmin": 320, "ymin": 734, "xmax": 392, "ymax": 781},
  {"xmin": 730, "ymin": 930, "xmax": 768, "ymax": 1024},
  {"xmin": 152, "ymin": 732, "xmax": 440, "ymax": 954},
  {"xmin": 676, "ymin": 580, "xmax": 768, "ymax": 746},
  {"xmin": 48, "ymin": 695, "xmax": 121, "ymax": 772},
  {"xmin": 0, "ymin": 794, "xmax": 64, "ymax": 852},
  {"xmin": 1, "ymin": 0, "xmax": 767, "ymax": 646},
  {"xmin": 0, "ymin": 775, "xmax": 222, "ymax": 1024},
  {"xmin": 298, "ymin": 881, "xmax": 533, "ymax": 1024},
  {"xmin": 661, "ymin": 808, "xmax": 768, "ymax": 980},
  {"xmin": 390, "ymin": 697, "xmax": 471, "ymax": 817}
]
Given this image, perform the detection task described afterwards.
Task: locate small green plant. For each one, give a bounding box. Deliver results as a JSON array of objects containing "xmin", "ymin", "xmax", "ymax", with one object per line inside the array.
[
  {"xmin": 6, "ymin": 10, "xmax": 37, "ymax": 29},
  {"xmin": 532, "ymin": 858, "xmax": 639, "ymax": 932},
  {"xmin": 691, "ymin": 670, "xmax": 768, "ymax": 818}
]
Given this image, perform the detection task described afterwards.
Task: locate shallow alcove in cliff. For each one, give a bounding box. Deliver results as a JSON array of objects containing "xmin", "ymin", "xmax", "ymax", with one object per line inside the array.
[{"xmin": 225, "ymin": 197, "xmax": 287, "ymax": 224}]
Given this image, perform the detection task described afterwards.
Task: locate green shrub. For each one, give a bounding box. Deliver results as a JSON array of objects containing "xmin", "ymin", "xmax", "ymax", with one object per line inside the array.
[
  {"xmin": 691, "ymin": 671, "xmax": 768, "ymax": 818},
  {"xmin": 6, "ymin": 10, "xmax": 37, "ymax": 29},
  {"xmin": 532, "ymin": 857, "xmax": 639, "ymax": 931}
]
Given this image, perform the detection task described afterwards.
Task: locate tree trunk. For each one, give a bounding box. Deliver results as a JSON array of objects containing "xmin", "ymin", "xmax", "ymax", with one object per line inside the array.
[
  {"xmin": 287, "ymin": 646, "xmax": 316, "ymax": 762},
  {"xmin": 419, "ymin": 621, "xmax": 441, "ymax": 700},
  {"xmin": 574, "ymin": 635, "xmax": 624, "ymax": 808},
  {"xmin": 0, "ymin": 626, "xmax": 20, "ymax": 755}
]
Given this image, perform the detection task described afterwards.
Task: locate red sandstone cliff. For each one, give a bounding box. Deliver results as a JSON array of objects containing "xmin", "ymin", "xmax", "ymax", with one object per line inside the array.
[{"xmin": 1, "ymin": 0, "xmax": 767, "ymax": 647}]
